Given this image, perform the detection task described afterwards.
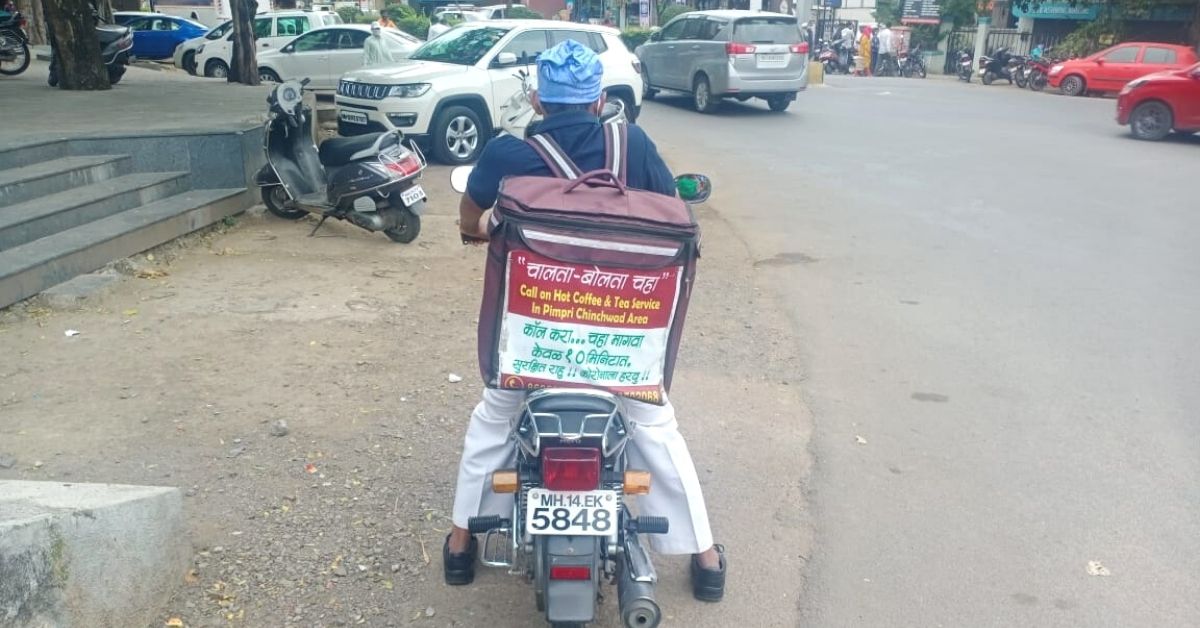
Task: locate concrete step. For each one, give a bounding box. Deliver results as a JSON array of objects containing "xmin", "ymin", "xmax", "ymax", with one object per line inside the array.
[
  {"xmin": 0, "ymin": 171, "xmax": 192, "ymax": 252},
  {"xmin": 0, "ymin": 187, "xmax": 246, "ymax": 309},
  {"xmin": 0, "ymin": 140, "xmax": 67, "ymax": 172},
  {"xmin": 0, "ymin": 155, "xmax": 133, "ymax": 208}
]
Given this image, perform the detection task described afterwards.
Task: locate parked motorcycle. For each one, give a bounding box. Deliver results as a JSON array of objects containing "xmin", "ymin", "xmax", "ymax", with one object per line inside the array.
[
  {"xmin": 978, "ymin": 48, "xmax": 1015, "ymax": 85},
  {"xmin": 818, "ymin": 39, "xmax": 847, "ymax": 75},
  {"xmin": 899, "ymin": 44, "xmax": 926, "ymax": 78},
  {"xmin": 1025, "ymin": 55, "xmax": 1054, "ymax": 91},
  {"xmin": 256, "ymin": 79, "xmax": 428, "ymax": 243},
  {"xmin": 0, "ymin": 8, "xmax": 30, "ymax": 76},
  {"xmin": 47, "ymin": 12, "xmax": 133, "ymax": 87},
  {"xmin": 956, "ymin": 49, "xmax": 974, "ymax": 82},
  {"xmin": 444, "ymin": 181, "xmax": 713, "ymax": 627},
  {"xmin": 1009, "ymin": 54, "xmax": 1029, "ymax": 88}
]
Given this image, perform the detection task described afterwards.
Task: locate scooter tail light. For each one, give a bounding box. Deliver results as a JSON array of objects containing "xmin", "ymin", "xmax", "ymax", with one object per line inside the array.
[
  {"xmin": 726, "ymin": 42, "xmax": 756, "ymax": 55},
  {"xmin": 790, "ymin": 42, "xmax": 809, "ymax": 54},
  {"xmin": 541, "ymin": 447, "xmax": 600, "ymax": 491},
  {"xmin": 381, "ymin": 149, "xmax": 422, "ymax": 178},
  {"xmin": 549, "ymin": 565, "xmax": 591, "ymax": 580}
]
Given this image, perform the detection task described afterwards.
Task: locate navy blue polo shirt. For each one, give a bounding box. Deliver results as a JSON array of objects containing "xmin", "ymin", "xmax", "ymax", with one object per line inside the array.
[{"xmin": 465, "ymin": 111, "xmax": 676, "ymax": 210}]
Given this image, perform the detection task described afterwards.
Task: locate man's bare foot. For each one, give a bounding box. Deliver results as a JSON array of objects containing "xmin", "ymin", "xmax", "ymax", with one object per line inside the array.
[{"xmin": 448, "ymin": 525, "xmax": 473, "ymax": 554}]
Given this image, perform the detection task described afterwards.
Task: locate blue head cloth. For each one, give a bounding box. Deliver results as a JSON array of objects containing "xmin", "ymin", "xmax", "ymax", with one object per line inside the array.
[{"xmin": 537, "ymin": 39, "xmax": 603, "ymax": 104}]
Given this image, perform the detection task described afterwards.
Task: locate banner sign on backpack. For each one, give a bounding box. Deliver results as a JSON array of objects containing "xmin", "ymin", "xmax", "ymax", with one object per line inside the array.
[{"xmin": 496, "ymin": 250, "xmax": 683, "ymax": 404}]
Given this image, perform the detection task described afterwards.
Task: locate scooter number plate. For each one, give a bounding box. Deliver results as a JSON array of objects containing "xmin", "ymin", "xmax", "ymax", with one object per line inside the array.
[
  {"xmin": 526, "ymin": 489, "xmax": 618, "ymax": 536},
  {"xmin": 399, "ymin": 185, "xmax": 425, "ymax": 208}
]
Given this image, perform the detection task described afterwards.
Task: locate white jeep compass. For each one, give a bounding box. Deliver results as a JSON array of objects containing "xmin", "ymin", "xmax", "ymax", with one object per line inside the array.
[{"xmin": 335, "ymin": 21, "xmax": 644, "ymax": 164}]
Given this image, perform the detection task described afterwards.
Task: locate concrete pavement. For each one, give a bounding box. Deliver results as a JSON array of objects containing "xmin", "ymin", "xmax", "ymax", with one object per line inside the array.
[{"xmin": 645, "ymin": 76, "xmax": 1200, "ymax": 627}]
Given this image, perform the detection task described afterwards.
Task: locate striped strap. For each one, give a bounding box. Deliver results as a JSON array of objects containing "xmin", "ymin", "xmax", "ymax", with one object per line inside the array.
[
  {"xmin": 602, "ymin": 119, "xmax": 628, "ymax": 184},
  {"xmin": 526, "ymin": 133, "xmax": 582, "ymax": 180}
]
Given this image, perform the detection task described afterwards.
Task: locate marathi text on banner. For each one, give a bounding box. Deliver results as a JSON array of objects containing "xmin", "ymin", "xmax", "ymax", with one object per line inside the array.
[{"xmin": 497, "ymin": 250, "xmax": 683, "ymax": 404}]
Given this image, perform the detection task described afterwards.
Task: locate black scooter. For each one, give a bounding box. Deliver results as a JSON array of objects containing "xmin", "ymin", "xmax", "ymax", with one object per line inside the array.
[
  {"xmin": 48, "ymin": 12, "xmax": 132, "ymax": 86},
  {"xmin": 979, "ymin": 48, "xmax": 1015, "ymax": 85},
  {"xmin": 256, "ymin": 80, "xmax": 427, "ymax": 243}
]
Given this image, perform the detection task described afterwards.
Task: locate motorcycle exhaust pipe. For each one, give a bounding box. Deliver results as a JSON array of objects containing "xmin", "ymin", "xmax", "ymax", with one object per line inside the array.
[
  {"xmin": 618, "ymin": 561, "xmax": 661, "ymax": 628},
  {"xmin": 346, "ymin": 209, "xmax": 385, "ymax": 232}
]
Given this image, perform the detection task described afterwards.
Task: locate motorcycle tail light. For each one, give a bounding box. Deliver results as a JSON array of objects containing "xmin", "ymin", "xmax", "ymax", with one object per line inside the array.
[
  {"xmin": 549, "ymin": 565, "xmax": 591, "ymax": 580},
  {"xmin": 790, "ymin": 42, "xmax": 809, "ymax": 54},
  {"xmin": 541, "ymin": 447, "xmax": 600, "ymax": 491}
]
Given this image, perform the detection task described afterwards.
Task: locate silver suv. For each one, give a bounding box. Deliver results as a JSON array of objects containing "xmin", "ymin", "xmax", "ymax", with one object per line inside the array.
[{"xmin": 636, "ymin": 10, "xmax": 809, "ymax": 113}]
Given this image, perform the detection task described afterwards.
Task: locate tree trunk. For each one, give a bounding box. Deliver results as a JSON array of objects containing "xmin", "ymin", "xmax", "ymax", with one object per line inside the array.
[
  {"xmin": 228, "ymin": 0, "xmax": 259, "ymax": 85},
  {"xmin": 16, "ymin": 0, "xmax": 47, "ymax": 45},
  {"xmin": 42, "ymin": 0, "xmax": 109, "ymax": 90},
  {"xmin": 1190, "ymin": 1, "xmax": 1200, "ymax": 48}
]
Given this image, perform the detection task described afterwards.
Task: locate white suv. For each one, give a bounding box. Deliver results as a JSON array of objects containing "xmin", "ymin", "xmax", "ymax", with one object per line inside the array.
[
  {"xmin": 335, "ymin": 21, "xmax": 644, "ymax": 164},
  {"xmin": 195, "ymin": 10, "xmax": 342, "ymax": 78}
]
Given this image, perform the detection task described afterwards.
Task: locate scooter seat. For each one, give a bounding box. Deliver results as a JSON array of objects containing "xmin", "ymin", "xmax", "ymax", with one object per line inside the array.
[{"xmin": 319, "ymin": 133, "xmax": 395, "ymax": 167}]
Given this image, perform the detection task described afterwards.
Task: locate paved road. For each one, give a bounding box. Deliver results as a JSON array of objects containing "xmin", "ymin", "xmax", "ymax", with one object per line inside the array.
[{"xmin": 647, "ymin": 77, "xmax": 1200, "ymax": 627}]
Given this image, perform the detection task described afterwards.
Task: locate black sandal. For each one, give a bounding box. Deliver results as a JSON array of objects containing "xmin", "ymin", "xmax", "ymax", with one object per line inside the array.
[
  {"xmin": 443, "ymin": 535, "xmax": 478, "ymax": 586},
  {"xmin": 690, "ymin": 544, "xmax": 726, "ymax": 602}
]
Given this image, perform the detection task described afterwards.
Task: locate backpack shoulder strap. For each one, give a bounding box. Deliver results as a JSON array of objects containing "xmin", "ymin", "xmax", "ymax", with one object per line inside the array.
[
  {"xmin": 602, "ymin": 119, "xmax": 629, "ymax": 184},
  {"xmin": 526, "ymin": 133, "xmax": 582, "ymax": 179}
]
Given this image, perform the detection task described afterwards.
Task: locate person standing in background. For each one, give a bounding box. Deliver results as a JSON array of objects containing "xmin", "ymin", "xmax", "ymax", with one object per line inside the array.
[
  {"xmin": 838, "ymin": 22, "xmax": 854, "ymax": 73},
  {"xmin": 362, "ymin": 22, "xmax": 395, "ymax": 67},
  {"xmin": 858, "ymin": 24, "xmax": 873, "ymax": 76},
  {"xmin": 876, "ymin": 23, "xmax": 894, "ymax": 74},
  {"xmin": 377, "ymin": 10, "xmax": 397, "ymax": 30}
]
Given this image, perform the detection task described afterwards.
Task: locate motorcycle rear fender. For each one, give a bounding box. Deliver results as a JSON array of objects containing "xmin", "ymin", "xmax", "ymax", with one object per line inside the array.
[{"xmin": 543, "ymin": 535, "xmax": 599, "ymax": 624}]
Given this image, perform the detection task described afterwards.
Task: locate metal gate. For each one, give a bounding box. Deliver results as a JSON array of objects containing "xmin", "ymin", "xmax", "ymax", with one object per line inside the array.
[{"xmin": 941, "ymin": 28, "xmax": 1034, "ymax": 73}]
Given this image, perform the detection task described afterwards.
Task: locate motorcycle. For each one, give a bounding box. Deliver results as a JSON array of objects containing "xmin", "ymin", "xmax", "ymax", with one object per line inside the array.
[
  {"xmin": 818, "ymin": 39, "xmax": 847, "ymax": 76},
  {"xmin": 978, "ymin": 48, "xmax": 1014, "ymax": 85},
  {"xmin": 0, "ymin": 8, "xmax": 30, "ymax": 77},
  {"xmin": 899, "ymin": 44, "xmax": 926, "ymax": 78},
  {"xmin": 1025, "ymin": 55, "xmax": 1054, "ymax": 91},
  {"xmin": 256, "ymin": 79, "xmax": 428, "ymax": 243},
  {"xmin": 1009, "ymin": 54, "xmax": 1029, "ymax": 88},
  {"xmin": 48, "ymin": 12, "xmax": 133, "ymax": 87},
  {"xmin": 956, "ymin": 49, "xmax": 974, "ymax": 82}
]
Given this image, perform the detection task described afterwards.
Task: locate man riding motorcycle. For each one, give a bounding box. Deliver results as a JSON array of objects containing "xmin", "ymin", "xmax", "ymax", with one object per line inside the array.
[{"xmin": 446, "ymin": 39, "xmax": 727, "ymax": 603}]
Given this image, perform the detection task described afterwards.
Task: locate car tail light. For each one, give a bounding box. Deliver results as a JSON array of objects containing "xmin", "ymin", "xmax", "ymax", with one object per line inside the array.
[
  {"xmin": 549, "ymin": 565, "xmax": 591, "ymax": 580},
  {"xmin": 726, "ymin": 42, "xmax": 757, "ymax": 55},
  {"xmin": 541, "ymin": 447, "xmax": 600, "ymax": 491},
  {"xmin": 632, "ymin": 58, "xmax": 642, "ymax": 74},
  {"xmin": 790, "ymin": 42, "xmax": 809, "ymax": 54}
]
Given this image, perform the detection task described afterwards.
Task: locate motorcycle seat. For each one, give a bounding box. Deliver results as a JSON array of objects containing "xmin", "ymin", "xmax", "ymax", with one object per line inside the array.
[{"xmin": 319, "ymin": 132, "xmax": 397, "ymax": 167}]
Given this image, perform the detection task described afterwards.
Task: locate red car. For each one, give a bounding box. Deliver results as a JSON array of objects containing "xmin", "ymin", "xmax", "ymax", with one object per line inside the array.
[
  {"xmin": 1117, "ymin": 62, "xmax": 1200, "ymax": 140},
  {"xmin": 1048, "ymin": 42, "xmax": 1198, "ymax": 96}
]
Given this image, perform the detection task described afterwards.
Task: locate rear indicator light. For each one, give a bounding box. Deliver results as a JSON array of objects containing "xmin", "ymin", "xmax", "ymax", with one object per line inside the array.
[
  {"xmin": 491, "ymin": 469, "xmax": 519, "ymax": 493},
  {"xmin": 726, "ymin": 42, "xmax": 757, "ymax": 55},
  {"xmin": 541, "ymin": 447, "xmax": 600, "ymax": 491},
  {"xmin": 549, "ymin": 565, "xmax": 592, "ymax": 580},
  {"xmin": 791, "ymin": 42, "xmax": 809, "ymax": 54}
]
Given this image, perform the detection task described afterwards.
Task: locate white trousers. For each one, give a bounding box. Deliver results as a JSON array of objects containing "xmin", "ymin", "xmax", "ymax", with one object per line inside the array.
[{"xmin": 451, "ymin": 388, "xmax": 714, "ymax": 555}]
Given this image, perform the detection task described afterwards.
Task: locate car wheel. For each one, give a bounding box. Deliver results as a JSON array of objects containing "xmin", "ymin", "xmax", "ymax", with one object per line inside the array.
[
  {"xmin": 1060, "ymin": 74, "xmax": 1085, "ymax": 97},
  {"xmin": 766, "ymin": 94, "xmax": 792, "ymax": 112},
  {"xmin": 692, "ymin": 75, "xmax": 718, "ymax": 114},
  {"xmin": 642, "ymin": 69, "xmax": 657, "ymax": 100},
  {"xmin": 182, "ymin": 50, "xmax": 197, "ymax": 75},
  {"xmin": 259, "ymin": 68, "xmax": 281, "ymax": 83},
  {"xmin": 432, "ymin": 105, "xmax": 484, "ymax": 165},
  {"xmin": 205, "ymin": 59, "xmax": 229, "ymax": 79},
  {"xmin": 1129, "ymin": 101, "xmax": 1173, "ymax": 141}
]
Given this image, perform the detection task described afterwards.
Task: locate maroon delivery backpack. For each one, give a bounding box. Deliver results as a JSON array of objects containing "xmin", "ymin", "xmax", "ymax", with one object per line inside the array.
[{"xmin": 477, "ymin": 121, "xmax": 700, "ymax": 405}]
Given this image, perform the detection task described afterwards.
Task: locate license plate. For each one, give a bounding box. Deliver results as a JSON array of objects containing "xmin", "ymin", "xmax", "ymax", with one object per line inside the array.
[
  {"xmin": 399, "ymin": 184, "xmax": 424, "ymax": 208},
  {"xmin": 757, "ymin": 53, "xmax": 787, "ymax": 68},
  {"xmin": 339, "ymin": 109, "xmax": 368, "ymax": 125},
  {"xmin": 526, "ymin": 489, "xmax": 618, "ymax": 536}
]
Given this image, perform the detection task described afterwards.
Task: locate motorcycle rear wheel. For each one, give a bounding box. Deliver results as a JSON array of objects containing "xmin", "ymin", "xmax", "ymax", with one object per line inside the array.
[
  {"xmin": 383, "ymin": 208, "xmax": 421, "ymax": 243},
  {"xmin": 0, "ymin": 37, "xmax": 30, "ymax": 76},
  {"xmin": 107, "ymin": 64, "xmax": 125, "ymax": 85},
  {"xmin": 982, "ymin": 71, "xmax": 996, "ymax": 86}
]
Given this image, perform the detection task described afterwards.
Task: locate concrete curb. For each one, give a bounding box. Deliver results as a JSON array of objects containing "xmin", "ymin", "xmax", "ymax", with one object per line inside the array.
[{"xmin": 0, "ymin": 481, "xmax": 189, "ymax": 628}]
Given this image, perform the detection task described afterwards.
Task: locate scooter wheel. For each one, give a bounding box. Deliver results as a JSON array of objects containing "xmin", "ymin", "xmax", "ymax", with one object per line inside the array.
[
  {"xmin": 384, "ymin": 208, "xmax": 421, "ymax": 243},
  {"xmin": 262, "ymin": 185, "xmax": 307, "ymax": 220}
]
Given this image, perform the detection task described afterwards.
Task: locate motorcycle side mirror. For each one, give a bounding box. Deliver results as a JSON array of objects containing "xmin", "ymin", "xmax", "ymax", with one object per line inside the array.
[
  {"xmin": 675, "ymin": 174, "xmax": 711, "ymax": 204},
  {"xmin": 450, "ymin": 166, "xmax": 473, "ymax": 193}
]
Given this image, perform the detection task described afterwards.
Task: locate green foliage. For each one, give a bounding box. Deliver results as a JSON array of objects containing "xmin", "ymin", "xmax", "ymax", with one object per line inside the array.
[
  {"xmin": 397, "ymin": 14, "xmax": 431, "ymax": 38},
  {"xmin": 336, "ymin": 6, "xmax": 361, "ymax": 24},
  {"xmin": 384, "ymin": 3, "xmax": 419, "ymax": 20},
  {"xmin": 658, "ymin": 3, "xmax": 692, "ymax": 23},
  {"xmin": 506, "ymin": 6, "xmax": 545, "ymax": 18},
  {"xmin": 621, "ymin": 27, "xmax": 654, "ymax": 51},
  {"xmin": 1055, "ymin": 17, "xmax": 1126, "ymax": 57},
  {"xmin": 872, "ymin": 0, "xmax": 901, "ymax": 25},
  {"xmin": 939, "ymin": 0, "xmax": 986, "ymax": 27}
]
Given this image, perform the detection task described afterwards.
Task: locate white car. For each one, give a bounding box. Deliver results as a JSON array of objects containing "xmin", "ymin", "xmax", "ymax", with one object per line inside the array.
[
  {"xmin": 173, "ymin": 19, "xmax": 232, "ymax": 74},
  {"xmin": 256, "ymin": 25, "xmax": 422, "ymax": 90},
  {"xmin": 194, "ymin": 10, "xmax": 342, "ymax": 78},
  {"xmin": 335, "ymin": 21, "xmax": 644, "ymax": 165},
  {"xmin": 473, "ymin": 4, "xmax": 527, "ymax": 19}
]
